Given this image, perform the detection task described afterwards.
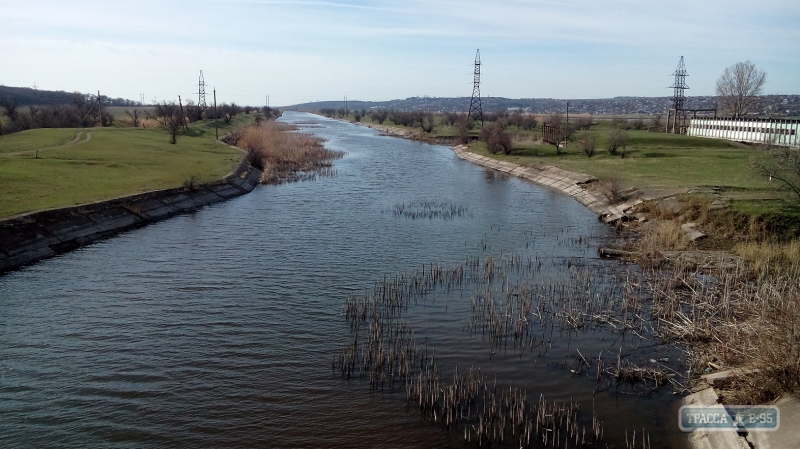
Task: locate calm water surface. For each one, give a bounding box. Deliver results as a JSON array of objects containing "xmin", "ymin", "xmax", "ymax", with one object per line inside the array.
[{"xmin": 0, "ymin": 112, "xmax": 687, "ymax": 448}]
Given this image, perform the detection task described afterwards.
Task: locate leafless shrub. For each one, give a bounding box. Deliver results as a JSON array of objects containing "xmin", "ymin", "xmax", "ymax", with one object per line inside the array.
[
  {"xmin": 607, "ymin": 128, "xmax": 629, "ymax": 157},
  {"xmin": 456, "ymin": 118, "xmax": 470, "ymax": 144},
  {"xmin": 147, "ymin": 101, "xmax": 184, "ymax": 144},
  {"xmin": 124, "ymin": 109, "xmax": 140, "ymax": 127},
  {"xmin": 598, "ymin": 175, "xmax": 627, "ymax": 204},
  {"xmin": 222, "ymin": 127, "xmax": 244, "ymax": 146},
  {"xmin": 479, "ymin": 122, "xmax": 512, "ymax": 155},
  {"xmin": 753, "ymin": 145, "xmax": 800, "ymax": 203},
  {"xmin": 650, "ymin": 114, "xmax": 664, "ymax": 129},
  {"xmin": 577, "ymin": 131, "xmax": 597, "ymax": 158},
  {"xmin": 183, "ymin": 174, "xmax": 201, "ymax": 191},
  {"xmin": 573, "ymin": 116, "xmax": 595, "ymax": 131}
]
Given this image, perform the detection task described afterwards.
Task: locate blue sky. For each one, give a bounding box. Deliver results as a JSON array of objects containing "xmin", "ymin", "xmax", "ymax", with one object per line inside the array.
[{"xmin": 1, "ymin": 0, "xmax": 798, "ymax": 106}]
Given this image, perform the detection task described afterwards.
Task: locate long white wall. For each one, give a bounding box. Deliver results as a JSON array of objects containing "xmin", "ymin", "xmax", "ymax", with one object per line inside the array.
[{"xmin": 688, "ymin": 118, "xmax": 800, "ymax": 147}]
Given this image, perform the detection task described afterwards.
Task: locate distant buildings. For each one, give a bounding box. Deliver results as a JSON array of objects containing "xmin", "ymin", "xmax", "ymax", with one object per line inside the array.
[{"xmin": 290, "ymin": 95, "xmax": 800, "ymax": 118}]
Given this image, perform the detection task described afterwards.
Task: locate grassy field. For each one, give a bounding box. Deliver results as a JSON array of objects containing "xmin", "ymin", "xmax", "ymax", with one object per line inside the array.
[
  {"xmin": 0, "ymin": 115, "xmax": 255, "ymax": 219},
  {"xmin": 353, "ymin": 114, "xmax": 776, "ymax": 197},
  {"xmin": 470, "ymin": 132, "xmax": 771, "ymax": 192}
]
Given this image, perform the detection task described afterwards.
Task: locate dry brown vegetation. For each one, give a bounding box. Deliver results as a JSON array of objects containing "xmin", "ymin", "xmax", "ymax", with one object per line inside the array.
[
  {"xmin": 624, "ymin": 195, "xmax": 800, "ymax": 403},
  {"xmin": 646, "ymin": 258, "xmax": 799, "ymax": 404},
  {"xmin": 237, "ymin": 121, "xmax": 344, "ymax": 183}
]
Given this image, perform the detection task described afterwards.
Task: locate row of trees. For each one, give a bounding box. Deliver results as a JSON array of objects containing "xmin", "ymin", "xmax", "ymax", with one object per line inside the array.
[
  {"xmin": 0, "ymin": 93, "xmax": 112, "ymax": 134},
  {"xmin": 142, "ymin": 100, "xmax": 278, "ymax": 144}
]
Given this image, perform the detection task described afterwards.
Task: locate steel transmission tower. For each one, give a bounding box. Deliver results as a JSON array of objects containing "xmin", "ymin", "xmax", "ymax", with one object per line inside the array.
[
  {"xmin": 198, "ymin": 70, "xmax": 207, "ymax": 110},
  {"xmin": 667, "ymin": 56, "xmax": 689, "ymax": 133},
  {"xmin": 670, "ymin": 56, "xmax": 689, "ymax": 111},
  {"xmin": 468, "ymin": 49, "xmax": 484, "ymax": 128}
]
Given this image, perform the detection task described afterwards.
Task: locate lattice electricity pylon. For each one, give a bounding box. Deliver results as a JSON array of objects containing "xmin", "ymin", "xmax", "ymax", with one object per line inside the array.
[
  {"xmin": 669, "ymin": 56, "xmax": 689, "ymax": 112},
  {"xmin": 467, "ymin": 49, "xmax": 484, "ymax": 129},
  {"xmin": 198, "ymin": 70, "xmax": 207, "ymax": 110}
]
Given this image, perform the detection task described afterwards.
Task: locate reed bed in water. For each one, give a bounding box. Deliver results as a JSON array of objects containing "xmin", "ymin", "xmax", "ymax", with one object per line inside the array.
[
  {"xmin": 237, "ymin": 121, "xmax": 344, "ymax": 184},
  {"xmin": 334, "ymin": 254, "xmax": 665, "ymax": 448},
  {"xmin": 388, "ymin": 201, "xmax": 471, "ymax": 220}
]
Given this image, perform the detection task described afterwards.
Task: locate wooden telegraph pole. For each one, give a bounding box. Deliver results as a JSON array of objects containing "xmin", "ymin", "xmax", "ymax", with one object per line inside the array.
[
  {"xmin": 564, "ymin": 101, "xmax": 570, "ymax": 149},
  {"xmin": 214, "ymin": 88, "xmax": 218, "ymax": 140},
  {"xmin": 97, "ymin": 91, "xmax": 104, "ymax": 126},
  {"xmin": 178, "ymin": 95, "xmax": 188, "ymax": 132}
]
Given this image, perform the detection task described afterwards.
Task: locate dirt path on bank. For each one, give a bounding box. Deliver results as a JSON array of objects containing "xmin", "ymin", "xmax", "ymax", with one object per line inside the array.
[{"xmin": 1, "ymin": 130, "xmax": 93, "ymax": 157}]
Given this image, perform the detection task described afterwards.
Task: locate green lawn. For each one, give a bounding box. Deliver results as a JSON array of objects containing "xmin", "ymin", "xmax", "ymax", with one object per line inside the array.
[
  {"xmin": 0, "ymin": 115, "xmax": 255, "ymax": 218},
  {"xmin": 353, "ymin": 116, "xmax": 770, "ymax": 192},
  {"xmin": 470, "ymin": 131, "xmax": 771, "ymax": 192},
  {"xmin": 0, "ymin": 128, "xmax": 82, "ymax": 154}
]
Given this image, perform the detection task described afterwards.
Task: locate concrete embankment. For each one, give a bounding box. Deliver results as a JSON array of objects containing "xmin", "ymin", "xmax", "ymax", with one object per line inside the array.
[
  {"xmin": 0, "ymin": 164, "xmax": 262, "ymax": 275},
  {"xmin": 451, "ymin": 145, "xmax": 645, "ymax": 223}
]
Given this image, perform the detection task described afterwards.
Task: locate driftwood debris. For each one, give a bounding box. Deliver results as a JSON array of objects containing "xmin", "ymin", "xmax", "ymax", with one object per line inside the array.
[{"xmin": 598, "ymin": 247, "xmax": 635, "ymax": 259}]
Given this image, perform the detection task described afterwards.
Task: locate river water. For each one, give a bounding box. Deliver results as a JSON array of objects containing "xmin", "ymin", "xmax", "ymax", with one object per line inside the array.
[{"xmin": 0, "ymin": 112, "xmax": 687, "ymax": 448}]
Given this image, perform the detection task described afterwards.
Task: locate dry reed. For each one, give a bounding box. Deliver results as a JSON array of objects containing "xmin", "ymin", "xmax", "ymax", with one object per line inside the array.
[{"xmin": 237, "ymin": 121, "xmax": 344, "ymax": 184}]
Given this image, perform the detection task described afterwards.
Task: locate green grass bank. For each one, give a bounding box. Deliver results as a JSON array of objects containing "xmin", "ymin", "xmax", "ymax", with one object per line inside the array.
[{"xmin": 0, "ymin": 115, "xmax": 255, "ymax": 219}]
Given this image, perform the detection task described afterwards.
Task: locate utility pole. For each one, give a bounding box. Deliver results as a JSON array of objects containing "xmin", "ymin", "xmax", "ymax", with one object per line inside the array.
[
  {"xmin": 467, "ymin": 49, "xmax": 484, "ymax": 129},
  {"xmin": 214, "ymin": 88, "xmax": 218, "ymax": 140},
  {"xmin": 564, "ymin": 101, "xmax": 570, "ymax": 149},
  {"xmin": 98, "ymin": 91, "xmax": 104, "ymax": 126},
  {"xmin": 178, "ymin": 95, "xmax": 188, "ymax": 132}
]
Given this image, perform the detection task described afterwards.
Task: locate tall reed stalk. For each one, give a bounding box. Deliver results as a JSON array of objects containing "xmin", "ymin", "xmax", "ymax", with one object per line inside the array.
[{"xmin": 237, "ymin": 121, "xmax": 344, "ymax": 184}]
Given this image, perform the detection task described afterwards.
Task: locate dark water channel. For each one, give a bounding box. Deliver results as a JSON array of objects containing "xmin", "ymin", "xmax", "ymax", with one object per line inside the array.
[{"xmin": 0, "ymin": 112, "xmax": 687, "ymax": 448}]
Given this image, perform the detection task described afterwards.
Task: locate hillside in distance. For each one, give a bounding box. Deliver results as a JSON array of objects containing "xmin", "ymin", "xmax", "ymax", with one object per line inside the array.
[
  {"xmin": 0, "ymin": 85, "xmax": 139, "ymax": 107},
  {"xmin": 285, "ymin": 95, "xmax": 800, "ymax": 117}
]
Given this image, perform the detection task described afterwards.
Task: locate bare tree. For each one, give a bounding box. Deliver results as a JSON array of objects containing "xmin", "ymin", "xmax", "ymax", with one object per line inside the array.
[
  {"xmin": 184, "ymin": 100, "xmax": 204, "ymax": 123},
  {"xmin": 480, "ymin": 122, "xmax": 512, "ymax": 155},
  {"xmin": 421, "ymin": 113, "xmax": 435, "ymax": 133},
  {"xmin": 607, "ymin": 128, "xmax": 629, "ymax": 157},
  {"xmin": 577, "ymin": 131, "xmax": 597, "ymax": 158},
  {"xmin": 148, "ymin": 101, "xmax": 183, "ymax": 144},
  {"xmin": 573, "ymin": 116, "xmax": 595, "ymax": 131},
  {"xmin": 456, "ymin": 118, "xmax": 470, "ymax": 144},
  {"xmin": 544, "ymin": 113, "xmax": 573, "ymax": 154},
  {"xmin": 125, "ymin": 109, "xmax": 141, "ymax": 127},
  {"xmin": 370, "ymin": 109, "xmax": 389, "ymax": 125},
  {"xmin": 0, "ymin": 97, "xmax": 19, "ymax": 123},
  {"xmin": 650, "ymin": 114, "xmax": 664, "ymax": 129},
  {"xmin": 716, "ymin": 61, "xmax": 767, "ymax": 119},
  {"xmin": 755, "ymin": 145, "xmax": 800, "ymax": 203}
]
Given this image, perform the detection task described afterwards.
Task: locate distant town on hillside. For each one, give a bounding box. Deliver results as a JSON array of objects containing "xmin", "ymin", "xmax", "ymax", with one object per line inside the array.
[
  {"xmin": 286, "ymin": 95, "xmax": 800, "ymax": 117},
  {"xmin": 2, "ymin": 85, "xmax": 798, "ymax": 117}
]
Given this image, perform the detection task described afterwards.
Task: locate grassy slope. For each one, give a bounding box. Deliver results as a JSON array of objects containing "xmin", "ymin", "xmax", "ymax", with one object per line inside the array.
[
  {"xmin": 470, "ymin": 132, "xmax": 770, "ymax": 192},
  {"xmin": 356, "ymin": 115, "xmax": 773, "ymax": 193},
  {"xmin": 0, "ymin": 115, "xmax": 254, "ymax": 218},
  {"xmin": 0, "ymin": 128, "xmax": 81, "ymax": 153}
]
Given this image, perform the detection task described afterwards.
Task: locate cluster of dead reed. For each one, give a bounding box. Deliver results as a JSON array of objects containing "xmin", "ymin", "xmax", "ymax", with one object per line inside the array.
[
  {"xmin": 389, "ymin": 201, "xmax": 470, "ymax": 220},
  {"xmin": 333, "ymin": 254, "xmax": 679, "ymax": 447},
  {"xmin": 643, "ymin": 257, "xmax": 800, "ymax": 403},
  {"xmin": 236, "ymin": 121, "xmax": 344, "ymax": 184},
  {"xmin": 408, "ymin": 366, "xmax": 611, "ymax": 448}
]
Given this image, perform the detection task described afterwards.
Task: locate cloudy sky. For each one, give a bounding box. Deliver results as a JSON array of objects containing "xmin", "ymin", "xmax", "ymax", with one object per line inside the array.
[{"xmin": 1, "ymin": 0, "xmax": 798, "ymax": 106}]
